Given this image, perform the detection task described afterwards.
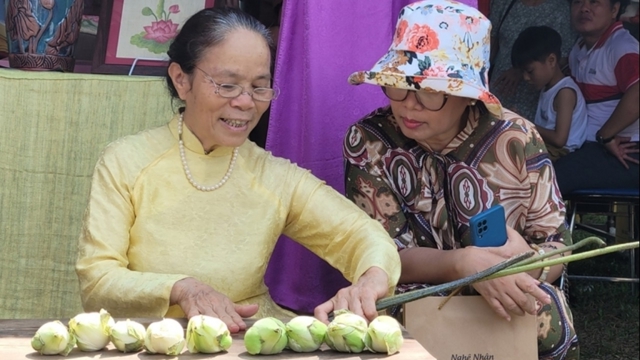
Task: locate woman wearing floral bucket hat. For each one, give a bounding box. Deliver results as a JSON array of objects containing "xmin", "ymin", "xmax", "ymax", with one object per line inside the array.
[{"xmin": 343, "ymin": 1, "xmax": 579, "ymax": 359}]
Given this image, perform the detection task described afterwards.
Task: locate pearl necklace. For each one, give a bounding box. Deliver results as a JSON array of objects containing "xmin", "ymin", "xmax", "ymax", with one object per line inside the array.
[{"xmin": 178, "ymin": 114, "xmax": 238, "ymax": 191}]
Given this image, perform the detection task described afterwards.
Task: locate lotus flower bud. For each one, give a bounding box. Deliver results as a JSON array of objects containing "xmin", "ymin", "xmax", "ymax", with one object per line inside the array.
[
  {"xmin": 364, "ymin": 315, "xmax": 404, "ymax": 355},
  {"xmin": 186, "ymin": 315, "xmax": 232, "ymax": 354},
  {"xmin": 109, "ymin": 319, "xmax": 145, "ymax": 353},
  {"xmin": 325, "ymin": 311, "xmax": 368, "ymax": 353},
  {"xmin": 31, "ymin": 320, "xmax": 76, "ymax": 356},
  {"xmin": 143, "ymin": 318, "xmax": 185, "ymax": 355},
  {"xmin": 68, "ymin": 309, "xmax": 114, "ymax": 351},
  {"xmin": 243, "ymin": 317, "xmax": 288, "ymax": 355},
  {"xmin": 285, "ymin": 316, "xmax": 327, "ymax": 352}
]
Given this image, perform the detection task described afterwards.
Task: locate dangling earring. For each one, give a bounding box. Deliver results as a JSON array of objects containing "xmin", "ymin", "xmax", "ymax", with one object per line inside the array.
[{"xmin": 469, "ymin": 100, "xmax": 477, "ymax": 106}]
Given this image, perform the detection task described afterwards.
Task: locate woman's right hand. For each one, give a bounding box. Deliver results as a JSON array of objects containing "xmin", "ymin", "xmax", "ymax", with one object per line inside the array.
[
  {"xmin": 460, "ymin": 248, "xmax": 551, "ymax": 321},
  {"xmin": 170, "ymin": 277, "xmax": 259, "ymax": 333}
]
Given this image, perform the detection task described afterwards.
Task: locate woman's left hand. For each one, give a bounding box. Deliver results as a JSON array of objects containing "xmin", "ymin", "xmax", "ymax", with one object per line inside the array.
[
  {"xmin": 479, "ymin": 227, "xmax": 565, "ymax": 284},
  {"xmin": 314, "ymin": 266, "xmax": 389, "ymax": 324}
]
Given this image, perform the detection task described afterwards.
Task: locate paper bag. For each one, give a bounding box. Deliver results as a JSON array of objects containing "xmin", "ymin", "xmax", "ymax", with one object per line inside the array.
[{"xmin": 404, "ymin": 295, "xmax": 537, "ymax": 360}]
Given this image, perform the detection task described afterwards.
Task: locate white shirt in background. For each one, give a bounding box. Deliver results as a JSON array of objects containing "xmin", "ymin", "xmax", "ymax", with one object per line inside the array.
[{"xmin": 534, "ymin": 76, "xmax": 588, "ymax": 151}]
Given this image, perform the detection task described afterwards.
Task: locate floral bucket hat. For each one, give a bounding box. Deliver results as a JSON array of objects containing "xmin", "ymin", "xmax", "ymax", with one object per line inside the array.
[{"xmin": 349, "ymin": 0, "xmax": 502, "ymax": 118}]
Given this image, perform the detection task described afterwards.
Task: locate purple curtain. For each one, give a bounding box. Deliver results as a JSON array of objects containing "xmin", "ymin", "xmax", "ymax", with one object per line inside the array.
[{"xmin": 264, "ymin": 0, "xmax": 478, "ymax": 315}]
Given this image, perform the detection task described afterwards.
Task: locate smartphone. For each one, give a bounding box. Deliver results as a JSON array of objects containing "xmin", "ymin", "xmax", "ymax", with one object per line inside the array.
[{"xmin": 469, "ymin": 204, "xmax": 507, "ymax": 247}]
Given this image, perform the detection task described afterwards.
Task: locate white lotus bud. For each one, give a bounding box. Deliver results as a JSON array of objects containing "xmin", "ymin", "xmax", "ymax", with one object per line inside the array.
[
  {"xmin": 31, "ymin": 320, "xmax": 76, "ymax": 356},
  {"xmin": 143, "ymin": 318, "xmax": 185, "ymax": 355},
  {"xmin": 68, "ymin": 309, "xmax": 114, "ymax": 351},
  {"xmin": 325, "ymin": 311, "xmax": 368, "ymax": 353},
  {"xmin": 285, "ymin": 316, "xmax": 327, "ymax": 352},
  {"xmin": 109, "ymin": 319, "xmax": 145, "ymax": 353},
  {"xmin": 364, "ymin": 315, "xmax": 404, "ymax": 355},
  {"xmin": 243, "ymin": 317, "xmax": 288, "ymax": 355},
  {"xmin": 186, "ymin": 315, "xmax": 232, "ymax": 354}
]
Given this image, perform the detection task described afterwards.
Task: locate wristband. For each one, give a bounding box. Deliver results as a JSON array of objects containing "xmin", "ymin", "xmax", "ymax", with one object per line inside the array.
[
  {"xmin": 530, "ymin": 244, "xmax": 551, "ymax": 282},
  {"xmin": 596, "ymin": 132, "xmax": 615, "ymax": 145},
  {"xmin": 540, "ymin": 243, "xmax": 559, "ymax": 252}
]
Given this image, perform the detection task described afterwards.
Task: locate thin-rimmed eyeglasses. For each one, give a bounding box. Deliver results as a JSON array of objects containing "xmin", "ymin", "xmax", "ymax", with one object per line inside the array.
[
  {"xmin": 195, "ymin": 66, "xmax": 279, "ymax": 102},
  {"xmin": 382, "ymin": 87, "xmax": 448, "ymax": 111}
]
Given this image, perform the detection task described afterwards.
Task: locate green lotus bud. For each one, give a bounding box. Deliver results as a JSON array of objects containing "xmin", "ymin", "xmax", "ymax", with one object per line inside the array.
[
  {"xmin": 186, "ymin": 315, "xmax": 232, "ymax": 354},
  {"xmin": 325, "ymin": 311, "xmax": 368, "ymax": 353},
  {"xmin": 364, "ymin": 315, "xmax": 404, "ymax": 355},
  {"xmin": 243, "ymin": 317, "xmax": 288, "ymax": 355},
  {"xmin": 68, "ymin": 308, "xmax": 114, "ymax": 351},
  {"xmin": 109, "ymin": 319, "xmax": 145, "ymax": 353},
  {"xmin": 31, "ymin": 320, "xmax": 76, "ymax": 356},
  {"xmin": 143, "ymin": 318, "xmax": 185, "ymax": 355},
  {"xmin": 285, "ymin": 316, "xmax": 327, "ymax": 352}
]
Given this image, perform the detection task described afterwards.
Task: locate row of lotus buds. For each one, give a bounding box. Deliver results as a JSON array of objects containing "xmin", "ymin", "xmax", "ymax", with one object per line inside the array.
[
  {"xmin": 246, "ymin": 310, "xmax": 404, "ymax": 355},
  {"xmin": 30, "ymin": 308, "xmax": 403, "ymax": 356},
  {"xmin": 30, "ymin": 309, "xmax": 229, "ymax": 356}
]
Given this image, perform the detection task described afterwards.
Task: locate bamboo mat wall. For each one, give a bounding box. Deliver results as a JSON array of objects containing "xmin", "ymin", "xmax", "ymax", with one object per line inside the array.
[{"xmin": 0, "ymin": 69, "xmax": 173, "ymax": 318}]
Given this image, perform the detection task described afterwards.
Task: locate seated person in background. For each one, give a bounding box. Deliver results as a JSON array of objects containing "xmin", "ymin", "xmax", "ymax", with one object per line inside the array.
[
  {"xmin": 344, "ymin": 1, "xmax": 578, "ymax": 359},
  {"xmin": 554, "ymin": 0, "xmax": 639, "ymax": 194},
  {"xmin": 76, "ymin": 8, "xmax": 401, "ymax": 333},
  {"xmin": 511, "ymin": 26, "xmax": 588, "ymax": 161},
  {"xmin": 488, "ymin": 0, "xmax": 576, "ymax": 121}
]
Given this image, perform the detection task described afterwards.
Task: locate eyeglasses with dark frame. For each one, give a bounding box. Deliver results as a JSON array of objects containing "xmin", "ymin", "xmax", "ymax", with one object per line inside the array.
[
  {"xmin": 382, "ymin": 87, "xmax": 448, "ymax": 111},
  {"xmin": 195, "ymin": 66, "xmax": 279, "ymax": 102}
]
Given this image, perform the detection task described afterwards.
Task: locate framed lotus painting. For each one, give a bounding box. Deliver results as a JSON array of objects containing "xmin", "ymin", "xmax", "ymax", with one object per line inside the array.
[
  {"xmin": 92, "ymin": 0, "xmax": 215, "ymax": 75},
  {"xmin": 0, "ymin": 0, "xmax": 7, "ymax": 58}
]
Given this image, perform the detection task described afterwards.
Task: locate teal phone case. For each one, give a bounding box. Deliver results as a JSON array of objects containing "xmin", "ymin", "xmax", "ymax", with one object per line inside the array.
[{"xmin": 469, "ymin": 204, "xmax": 507, "ymax": 247}]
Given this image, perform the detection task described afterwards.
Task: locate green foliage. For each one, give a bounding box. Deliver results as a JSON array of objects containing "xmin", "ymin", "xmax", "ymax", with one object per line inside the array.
[
  {"xmin": 156, "ymin": 0, "xmax": 166, "ymax": 21},
  {"xmin": 130, "ymin": 33, "xmax": 171, "ymax": 54},
  {"xmin": 569, "ymin": 225, "xmax": 639, "ymax": 359}
]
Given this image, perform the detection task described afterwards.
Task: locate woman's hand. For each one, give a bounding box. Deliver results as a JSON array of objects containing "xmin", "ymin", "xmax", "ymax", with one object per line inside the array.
[
  {"xmin": 314, "ymin": 267, "xmax": 389, "ymax": 324},
  {"xmin": 480, "ymin": 226, "xmax": 533, "ymax": 260},
  {"xmin": 493, "ymin": 67, "xmax": 522, "ymax": 97},
  {"xmin": 605, "ymin": 136, "xmax": 640, "ymax": 169},
  {"xmin": 170, "ymin": 277, "xmax": 259, "ymax": 333},
  {"xmin": 459, "ymin": 247, "xmax": 551, "ymax": 321},
  {"xmin": 479, "ymin": 227, "xmax": 566, "ymax": 284}
]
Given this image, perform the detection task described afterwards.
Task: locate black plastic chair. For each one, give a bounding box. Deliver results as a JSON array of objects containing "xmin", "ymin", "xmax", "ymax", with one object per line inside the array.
[{"xmin": 565, "ymin": 188, "xmax": 639, "ymax": 294}]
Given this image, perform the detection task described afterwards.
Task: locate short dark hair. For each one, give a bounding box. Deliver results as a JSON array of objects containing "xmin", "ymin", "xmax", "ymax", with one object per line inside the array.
[
  {"xmin": 511, "ymin": 26, "xmax": 562, "ymax": 69},
  {"xmin": 612, "ymin": 0, "xmax": 630, "ymax": 20},
  {"xmin": 165, "ymin": 7, "xmax": 273, "ymax": 100}
]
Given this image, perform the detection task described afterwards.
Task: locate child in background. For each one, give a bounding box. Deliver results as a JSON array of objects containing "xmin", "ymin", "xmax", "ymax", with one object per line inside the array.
[{"xmin": 511, "ymin": 26, "xmax": 587, "ymax": 161}]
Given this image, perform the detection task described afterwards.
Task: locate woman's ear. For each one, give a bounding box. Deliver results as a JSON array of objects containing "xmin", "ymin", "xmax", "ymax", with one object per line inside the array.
[{"xmin": 168, "ymin": 62, "xmax": 191, "ymax": 100}]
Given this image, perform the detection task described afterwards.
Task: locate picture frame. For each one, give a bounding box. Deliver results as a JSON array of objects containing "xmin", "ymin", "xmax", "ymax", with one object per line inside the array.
[
  {"xmin": 92, "ymin": 0, "xmax": 215, "ymax": 76},
  {"xmin": 0, "ymin": 0, "xmax": 7, "ymax": 59}
]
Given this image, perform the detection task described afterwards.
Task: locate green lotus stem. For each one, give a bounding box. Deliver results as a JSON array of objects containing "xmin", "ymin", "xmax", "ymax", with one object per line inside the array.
[
  {"xmin": 375, "ymin": 251, "xmax": 534, "ymax": 311},
  {"xmin": 485, "ymin": 241, "xmax": 639, "ymax": 280},
  {"xmin": 512, "ymin": 237, "xmax": 606, "ymax": 268},
  {"xmin": 376, "ymin": 238, "xmax": 638, "ymax": 311},
  {"xmin": 437, "ymin": 236, "xmax": 608, "ymax": 309}
]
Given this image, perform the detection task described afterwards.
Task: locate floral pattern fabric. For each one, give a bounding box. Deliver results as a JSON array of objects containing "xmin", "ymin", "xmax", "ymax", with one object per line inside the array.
[
  {"xmin": 348, "ymin": 0, "xmax": 503, "ymax": 119},
  {"xmin": 343, "ymin": 107, "xmax": 578, "ymax": 359},
  {"xmin": 344, "ymin": 107, "xmax": 571, "ymax": 251}
]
